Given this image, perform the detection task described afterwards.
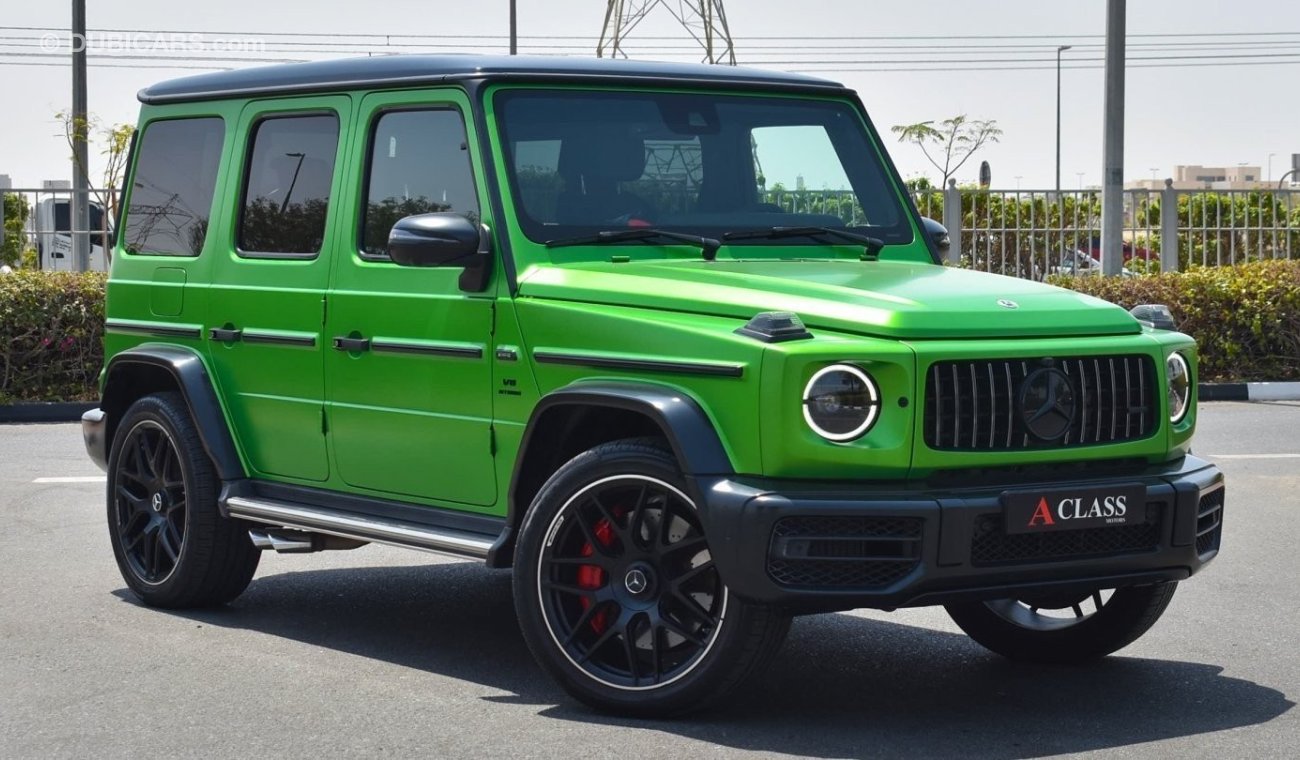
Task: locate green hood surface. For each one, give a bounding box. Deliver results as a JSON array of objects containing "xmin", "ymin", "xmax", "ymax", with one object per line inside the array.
[{"xmin": 519, "ymin": 259, "xmax": 1141, "ymax": 340}]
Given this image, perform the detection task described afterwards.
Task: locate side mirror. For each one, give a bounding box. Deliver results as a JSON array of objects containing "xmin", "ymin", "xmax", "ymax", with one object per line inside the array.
[
  {"xmin": 920, "ymin": 217, "xmax": 950, "ymax": 257},
  {"xmin": 388, "ymin": 213, "xmax": 480, "ymax": 268}
]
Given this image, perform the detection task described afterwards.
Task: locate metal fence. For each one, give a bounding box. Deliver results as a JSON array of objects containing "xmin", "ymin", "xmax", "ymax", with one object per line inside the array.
[
  {"xmin": 5, "ymin": 184, "xmax": 1297, "ymax": 277},
  {"xmin": 913, "ymin": 182, "xmax": 1299, "ymax": 279}
]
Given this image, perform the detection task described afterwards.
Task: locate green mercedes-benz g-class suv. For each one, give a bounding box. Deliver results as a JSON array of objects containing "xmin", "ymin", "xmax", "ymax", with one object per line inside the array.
[{"xmin": 83, "ymin": 55, "xmax": 1224, "ymax": 716}]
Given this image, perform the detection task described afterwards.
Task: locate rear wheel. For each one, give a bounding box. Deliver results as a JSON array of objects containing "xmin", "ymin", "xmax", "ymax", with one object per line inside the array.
[
  {"xmin": 107, "ymin": 392, "xmax": 260, "ymax": 608},
  {"xmin": 945, "ymin": 582, "xmax": 1178, "ymax": 663},
  {"xmin": 513, "ymin": 439, "xmax": 788, "ymax": 716}
]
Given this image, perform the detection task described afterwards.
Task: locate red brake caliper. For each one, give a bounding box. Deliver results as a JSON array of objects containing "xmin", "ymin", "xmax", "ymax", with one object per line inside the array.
[{"xmin": 577, "ymin": 516, "xmax": 617, "ymax": 634}]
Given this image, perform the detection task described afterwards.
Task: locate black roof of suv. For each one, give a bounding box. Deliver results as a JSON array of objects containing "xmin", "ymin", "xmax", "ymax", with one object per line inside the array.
[{"xmin": 138, "ymin": 54, "xmax": 846, "ymax": 104}]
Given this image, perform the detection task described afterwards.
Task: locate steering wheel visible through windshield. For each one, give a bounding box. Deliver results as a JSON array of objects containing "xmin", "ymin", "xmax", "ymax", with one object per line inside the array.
[{"xmin": 493, "ymin": 89, "xmax": 913, "ymax": 254}]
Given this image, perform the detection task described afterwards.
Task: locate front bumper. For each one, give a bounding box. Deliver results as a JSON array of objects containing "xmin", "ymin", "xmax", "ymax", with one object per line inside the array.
[
  {"xmin": 82, "ymin": 408, "xmax": 108, "ymax": 472},
  {"xmin": 698, "ymin": 455, "xmax": 1224, "ymax": 613}
]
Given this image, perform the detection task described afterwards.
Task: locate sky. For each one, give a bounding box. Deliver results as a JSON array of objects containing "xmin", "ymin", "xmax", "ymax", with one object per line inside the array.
[{"xmin": 2, "ymin": 0, "xmax": 1299, "ymax": 190}]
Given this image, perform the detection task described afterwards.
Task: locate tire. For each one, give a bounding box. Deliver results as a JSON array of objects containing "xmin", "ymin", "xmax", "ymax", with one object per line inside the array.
[
  {"xmin": 106, "ymin": 392, "xmax": 260, "ymax": 608},
  {"xmin": 945, "ymin": 582, "xmax": 1178, "ymax": 663},
  {"xmin": 513, "ymin": 438, "xmax": 789, "ymax": 717}
]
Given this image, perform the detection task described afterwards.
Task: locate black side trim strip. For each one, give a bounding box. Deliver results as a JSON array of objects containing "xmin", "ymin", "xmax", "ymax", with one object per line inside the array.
[
  {"xmin": 534, "ymin": 351, "xmax": 743, "ymax": 378},
  {"xmin": 371, "ymin": 340, "xmax": 484, "ymax": 359},
  {"xmin": 241, "ymin": 330, "xmax": 317, "ymax": 347},
  {"xmin": 105, "ymin": 320, "xmax": 202, "ymax": 340}
]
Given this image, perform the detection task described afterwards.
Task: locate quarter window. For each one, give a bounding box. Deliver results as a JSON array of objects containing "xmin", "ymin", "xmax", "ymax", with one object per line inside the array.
[
  {"xmin": 238, "ymin": 114, "xmax": 339, "ymax": 256},
  {"xmin": 361, "ymin": 109, "xmax": 479, "ymax": 259},
  {"xmin": 123, "ymin": 117, "xmax": 224, "ymax": 256}
]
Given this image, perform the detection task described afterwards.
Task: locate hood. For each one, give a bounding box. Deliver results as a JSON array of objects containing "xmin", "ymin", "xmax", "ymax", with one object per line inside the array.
[{"xmin": 518, "ymin": 259, "xmax": 1141, "ymax": 340}]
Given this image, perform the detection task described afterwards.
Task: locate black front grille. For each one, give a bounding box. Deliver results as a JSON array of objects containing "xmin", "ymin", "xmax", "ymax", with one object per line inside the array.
[
  {"xmin": 1196, "ymin": 488, "xmax": 1225, "ymax": 555},
  {"xmin": 924, "ymin": 355, "xmax": 1157, "ymax": 451},
  {"xmin": 970, "ymin": 504, "xmax": 1162, "ymax": 566},
  {"xmin": 768, "ymin": 516, "xmax": 923, "ymax": 589}
]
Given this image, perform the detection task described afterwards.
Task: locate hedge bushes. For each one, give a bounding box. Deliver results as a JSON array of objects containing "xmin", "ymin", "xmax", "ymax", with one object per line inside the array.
[
  {"xmin": 0, "ymin": 271, "xmax": 106, "ymax": 403},
  {"xmin": 0, "ymin": 262, "xmax": 1297, "ymax": 402},
  {"xmin": 1051, "ymin": 260, "xmax": 1300, "ymax": 382}
]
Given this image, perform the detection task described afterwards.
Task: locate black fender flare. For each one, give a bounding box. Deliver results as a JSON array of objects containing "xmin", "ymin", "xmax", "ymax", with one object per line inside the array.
[
  {"xmin": 488, "ymin": 381, "xmax": 734, "ymax": 566},
  {"xmin": 101, "ymin": 345, "xmax": 246, "ymax": 482}
]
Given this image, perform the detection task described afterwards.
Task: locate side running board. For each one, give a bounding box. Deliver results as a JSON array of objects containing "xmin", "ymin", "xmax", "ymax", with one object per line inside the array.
[{"xmin": 225, "ymin": 496, "xmax": 496, "ymax": 560}]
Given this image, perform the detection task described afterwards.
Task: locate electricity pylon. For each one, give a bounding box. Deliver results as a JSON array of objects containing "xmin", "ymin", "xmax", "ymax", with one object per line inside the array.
[{"xmin": 598, "ymin": 1, "xmax": 735, "ymax": 64}]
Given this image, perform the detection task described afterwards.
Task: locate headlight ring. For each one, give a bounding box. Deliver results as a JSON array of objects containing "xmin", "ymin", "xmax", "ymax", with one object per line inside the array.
[
  {"xmin": 802, "ymin": 364, "xmax": 881, "ymax": 442},
  {"xmin": 1167, "ymin": 352, "xmax": 1191, "ymax": 423}
]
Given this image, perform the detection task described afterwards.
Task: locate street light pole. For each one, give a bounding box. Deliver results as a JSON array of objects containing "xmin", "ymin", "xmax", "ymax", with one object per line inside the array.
[
  {"xmin": 509, "ymin": 0, "xmax": 517, "ymax": 54},
  {"xmin": 71, "ymin": 0, "xmax": 90, "ymax": 272},
  {"xmin": 1056, "ymin": 44, "xmax": 1072, "ymax": 198}
]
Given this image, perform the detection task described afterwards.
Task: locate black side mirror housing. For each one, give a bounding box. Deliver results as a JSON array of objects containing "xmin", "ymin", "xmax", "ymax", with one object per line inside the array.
[
  {"xmin": 920, "ymin": 217, "xmax": 950, "ymax": 257},
  {"xmin": 388, "ymin": 213, "xmax": 481, "ymax": 268},
  {"xmin": 387, "ymin": 212, "xmax": 493, "ymax": 292}
]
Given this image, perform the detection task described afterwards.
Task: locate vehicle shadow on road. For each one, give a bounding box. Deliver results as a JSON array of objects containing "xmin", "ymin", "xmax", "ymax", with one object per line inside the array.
[{"xmin": 129, "ymin": 561, "xmax": 1293, "ymax": 759}]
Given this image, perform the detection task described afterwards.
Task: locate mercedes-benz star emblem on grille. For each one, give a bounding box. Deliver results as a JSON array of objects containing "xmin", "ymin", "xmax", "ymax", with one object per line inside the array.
[
  {"xmin": 998, "ymin": 299, "xmax": 1019, "ymax": 309},
  {"xmin": 1019, "ymin": 367, "xmax": 1076, "ymax": 440}
]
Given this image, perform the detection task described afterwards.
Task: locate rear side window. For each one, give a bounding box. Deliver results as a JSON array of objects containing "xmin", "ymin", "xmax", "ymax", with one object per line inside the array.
[
  {"xmin": 360, "ymin": 109, "xmax": 479, "ymax": 259},
  {"xmin": 238, "ymin": 114, "xmax": 339, "ymax": 257},
  {"xmin": 123, "ymin": 117, "xmax": 224, "ymax": 256}
]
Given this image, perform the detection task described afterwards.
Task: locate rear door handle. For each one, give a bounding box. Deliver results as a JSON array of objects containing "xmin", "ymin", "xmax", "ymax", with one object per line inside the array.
[
  {"xmin": 332, "ymin": 336, "xmax": 371, "ymax": 352},
  {"xmin": 209, "ymin": 327, "xmax": 243, "ymax": 342}
]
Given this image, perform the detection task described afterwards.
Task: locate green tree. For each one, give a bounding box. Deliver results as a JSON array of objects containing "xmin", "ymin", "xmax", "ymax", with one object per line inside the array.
[
  {"xmin": 2, "ymin": 193, "xmax": 32, "ymax": 267},
  {"xmin": 891, "ymin": 115, "xmax": 1002, "ymax": 188}
]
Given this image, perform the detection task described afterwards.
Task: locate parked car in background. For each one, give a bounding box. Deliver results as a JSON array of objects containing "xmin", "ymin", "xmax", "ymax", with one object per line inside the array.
[{"xmin": 30, "ymin": 197, "xmax": 111, "ymax": 271}]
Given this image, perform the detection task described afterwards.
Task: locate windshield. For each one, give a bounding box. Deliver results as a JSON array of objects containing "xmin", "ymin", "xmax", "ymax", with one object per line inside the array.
[{"xmin": 494, "ymin": 89, "xmax": 913, "ymax": 252}]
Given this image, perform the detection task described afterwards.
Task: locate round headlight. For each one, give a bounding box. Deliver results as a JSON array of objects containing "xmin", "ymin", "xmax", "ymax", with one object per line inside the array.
[
  {"xmin": 1167, "ymin": 352, "xmax": 1191, "ymax": 423},
  {"xmin": 802, "ymin": 364, "xmax": 880, "ymax": 442}
]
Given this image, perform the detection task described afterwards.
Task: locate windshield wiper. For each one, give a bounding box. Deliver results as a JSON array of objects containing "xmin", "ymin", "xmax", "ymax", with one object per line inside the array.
[
  {"xmin": 545, "ymin": 228, "xmax": 721, "ymax": 261},
  {"xmin": 723, "ymin": 226, "xmax": 885, "ymax": 259}
]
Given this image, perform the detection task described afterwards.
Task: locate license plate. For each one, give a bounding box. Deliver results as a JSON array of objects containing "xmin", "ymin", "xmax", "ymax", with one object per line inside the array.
[{"xmin": 1002, "ymin": 484, "xmax": 1146, "ymax": 535}]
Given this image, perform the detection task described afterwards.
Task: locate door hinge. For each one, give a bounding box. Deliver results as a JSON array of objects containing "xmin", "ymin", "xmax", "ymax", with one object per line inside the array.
[
  {"xmin": 489, "ymin": 425, "xmax": 497, "ymax": 456},
  {"xmin": 321, "ymin": 407, "xmax": 328, "ymax": 435},
  {"xmin": 321, "ymin": 295, "xmax": 328, "ymax": 326},
  {"xmin": 489, "ymin": 301, "xmax": 497, "ymax": 337}
]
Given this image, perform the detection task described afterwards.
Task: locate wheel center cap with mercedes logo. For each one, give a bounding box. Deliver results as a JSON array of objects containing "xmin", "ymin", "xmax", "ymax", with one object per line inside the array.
[
  {"xmin": 1019, "ymin": 365, "xmax": 1076, "ymax": 440},
  {"xmin": 623, "ymin": 565, "xmax": 654, "ymax": 597}
]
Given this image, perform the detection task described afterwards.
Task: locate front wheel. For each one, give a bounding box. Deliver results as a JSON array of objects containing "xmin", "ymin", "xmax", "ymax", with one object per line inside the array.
[
  {"xmin": 945, "ymin": 582, "xmax": 1178, "ymax": 663},
  {"xmin": 513, "ymin": 439, "xmax": 788, "ymax": 716}
]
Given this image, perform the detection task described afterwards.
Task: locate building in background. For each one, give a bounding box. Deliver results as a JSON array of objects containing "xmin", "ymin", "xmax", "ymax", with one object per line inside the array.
[
  {"xmin": 1128, "ymin": 164, "xmax": 1268, "ymax": 191},
  {"xmin": 0, "ymin": 174, "xmax": 11, "ymax": 190}
]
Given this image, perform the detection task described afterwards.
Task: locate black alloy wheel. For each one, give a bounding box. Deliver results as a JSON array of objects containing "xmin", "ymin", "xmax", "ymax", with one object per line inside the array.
[
  {"xmin": 537, "ymin": 474, "xmax": 725, "ymax": 690},
  {"xmin": 945, "ymin": 582, "xmax": 1179, "ymax": 663},
  {"xmin": 514, "ymin": 438, "xmax": 789, "ymax": 716},
  {"xmin": 107, "ymin": 392, "xmax": 260, "ymax": 608},
  {"xmin": 114, "ymin": 419, "xmax": 188, "ymax": 584}
]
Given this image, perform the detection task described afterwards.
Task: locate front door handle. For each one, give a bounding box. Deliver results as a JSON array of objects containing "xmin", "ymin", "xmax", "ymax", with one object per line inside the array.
[
  {"xmin": 332, "ymin": 336, "xmax": 371, "ymax": 352},
  {"xmin": 209, "ymin": 327, "xmax": 243, "ymax": 342}
]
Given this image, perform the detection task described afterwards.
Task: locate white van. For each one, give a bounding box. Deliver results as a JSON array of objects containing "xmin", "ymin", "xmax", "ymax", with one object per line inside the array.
[{"xmin": 31, "ymin": 198, "xmax": 111, "ymax": 271}]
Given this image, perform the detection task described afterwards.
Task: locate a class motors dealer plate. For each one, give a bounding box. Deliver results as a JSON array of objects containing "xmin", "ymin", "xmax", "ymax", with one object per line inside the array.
[{"xmin": 1002, "ymin": 484, "xmax": 1147, "ymax": 535}]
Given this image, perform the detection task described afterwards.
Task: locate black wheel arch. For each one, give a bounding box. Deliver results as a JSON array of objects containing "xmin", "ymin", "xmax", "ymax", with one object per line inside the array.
[
  {"xmin": 101, "ymin": 345, "xmax": 246, "ymax": 482},
  {"xmin": 488, "ymin": 381, "xmax": 734, "ymax": 568}
]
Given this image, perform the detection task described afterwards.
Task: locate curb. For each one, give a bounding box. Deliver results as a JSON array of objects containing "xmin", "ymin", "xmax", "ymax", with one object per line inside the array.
[
  {"xmin": 0, "ymin": 402, "xmax": 97, "ymax": 424},
  {"xmin": 1200, "ymin": 382, "xmax": 1300, "ymax": 402}
]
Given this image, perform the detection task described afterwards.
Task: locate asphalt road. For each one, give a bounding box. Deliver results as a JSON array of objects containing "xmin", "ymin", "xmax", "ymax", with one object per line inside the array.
[{"xmin": 1, "ymin": 402, "xmax": 1296, "ymax": 759}]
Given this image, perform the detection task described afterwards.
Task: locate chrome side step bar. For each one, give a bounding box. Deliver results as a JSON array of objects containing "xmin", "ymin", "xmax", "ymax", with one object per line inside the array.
[{"xmin": 226, "ymin": 496, "xmax": 495, "ymax": 560}]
